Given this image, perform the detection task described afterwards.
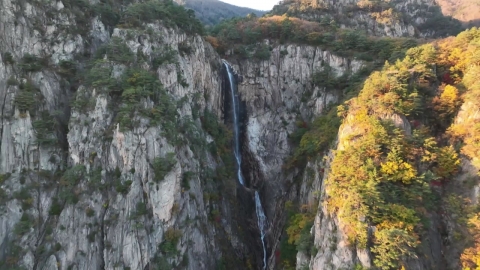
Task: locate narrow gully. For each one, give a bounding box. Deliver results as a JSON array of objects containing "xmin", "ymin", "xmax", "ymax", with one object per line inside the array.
[{"xmin": 222, "ymin": 60, "xmax": 268, "ymax": 270}]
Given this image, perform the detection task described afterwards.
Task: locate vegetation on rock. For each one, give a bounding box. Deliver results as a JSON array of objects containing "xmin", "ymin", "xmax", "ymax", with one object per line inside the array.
[
  {"xmin": 176, "ymin": 0, "xmax": 265, "ymax": 26},
  {"xmin": 119, "ymin": 0, "xmax": 204, "ymax": 34},
  {"xmin": 281, "ymin": 26, "xmax": 480, "ymax": 270},
  {"xmin": 208, "ymin": 14, "xmax": 418, "ymax": 63},
  {"xmin": 324, "ymin": 27, "xmax": 480, "ymax": 269},
  {"xmin": 270, "ymin": 0, "xmax": 463, "ymax": 37}
]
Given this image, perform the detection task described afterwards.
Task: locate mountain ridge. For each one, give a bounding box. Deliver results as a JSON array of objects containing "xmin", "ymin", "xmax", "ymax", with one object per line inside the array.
[
  {"xmin": 268, "ymin": 0, "xmax": 463, "ymax": 37},
  {"xmin": 174, "ymin": 0, "xmax": 265, "ymax": 26}
]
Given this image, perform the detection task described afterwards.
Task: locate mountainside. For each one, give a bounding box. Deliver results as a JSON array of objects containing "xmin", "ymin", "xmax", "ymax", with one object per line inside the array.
[
  {"xmin": 270, "ymin": 0, "xmax": 463, "ymax": 37},
  {"xmin": 0, "ymin": 0, "xmax": 255, "ymax": 269},
  {"xmin": 175, "ymin": 0, "xmax": 265, "ymax": 26},
  {"xmin": 1, "ymin": 0, "xmax": 480, "ymax": 270},
  {"xmin": 305, "ymin": 29, "xmax": 480, "ymax": 270},
  {"xmin": 436, "ymin": 0, "xmax": 480, "ymax": 26}
]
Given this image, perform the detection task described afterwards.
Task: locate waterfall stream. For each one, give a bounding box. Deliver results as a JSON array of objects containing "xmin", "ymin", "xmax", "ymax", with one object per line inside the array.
[
  {"xmin": 223, "ymin": 60, "xmax": 268, "ymax": 270},
  {"xmin": 255, "ymin": 191, "xmax": 267, "ymax": 270}
]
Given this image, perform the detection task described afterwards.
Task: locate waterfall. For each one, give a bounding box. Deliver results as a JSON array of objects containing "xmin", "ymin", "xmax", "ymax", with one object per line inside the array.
[
  {"xmin": 222, "ymin": 60, "xmax": 268, "ymax": 270},
  {"xmin": 255, "ymin": 191, "xmax": 267, "ymax": 270},
  {"xmin": 223, "ymin": 59, "xmax": 244, "ymax": 185}
]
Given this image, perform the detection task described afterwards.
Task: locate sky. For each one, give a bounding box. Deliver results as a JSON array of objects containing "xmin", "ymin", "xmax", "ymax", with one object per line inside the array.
[{"xmin": 220, "ymin": 0, "xmax": 280, "ymax": 11}]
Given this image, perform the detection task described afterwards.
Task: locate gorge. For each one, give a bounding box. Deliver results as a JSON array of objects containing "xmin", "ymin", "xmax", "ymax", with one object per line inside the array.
[
  {"xmin": 0, "ymin": 0, "xmax": 480, "ymax": 270},
  {"xmin": 222, "ymin": 60, "xmax": 268, "ymax": 269}
]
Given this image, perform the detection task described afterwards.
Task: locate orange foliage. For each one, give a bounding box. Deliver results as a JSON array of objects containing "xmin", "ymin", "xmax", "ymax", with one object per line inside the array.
[
  {"xmin": 231, "ymin": 15, "xmax": 323, "ymax": 41},
  {"xmin": 205, "ymin": 36, "xmax": 221, "ymax": 49},
  {"xmin": 257, "ymin": 16, "xmax": 319, "ymax": 31}
]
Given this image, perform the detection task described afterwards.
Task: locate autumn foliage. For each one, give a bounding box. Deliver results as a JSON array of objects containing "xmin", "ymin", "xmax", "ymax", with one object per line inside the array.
[
  {"xmin": 208, "ymin": 14, "xmax": 418, "ymax": 62},
  {"xmin": 324, "ymin": 28, "xmax": 480, "ymax": 269}
]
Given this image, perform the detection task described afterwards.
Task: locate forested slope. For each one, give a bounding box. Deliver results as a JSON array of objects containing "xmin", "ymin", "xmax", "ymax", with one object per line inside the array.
[
  {"xmin": 175, "ymin": 0, "xmax": 265, "ymax": 26},
  {"xmin": 274, "ymin": 27, "xmax": 480, "ymax": 270}
]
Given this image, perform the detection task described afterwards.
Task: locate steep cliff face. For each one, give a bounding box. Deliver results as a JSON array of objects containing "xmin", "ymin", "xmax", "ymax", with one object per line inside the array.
[
  {"xmin": 295, "ymin": 29, "xmax": 480, "ymax": 270},
  {"xmin": 271, "ymin": 0, "xmax": 463, "ymax": 37},
  {"xmin": 441, "ymin": 99, "xmax": 480, "ymax": 270},
  {"xmin": 306, "ymin": 114, "xmax": 443, "ymax": 270},
  {"xmin": 0, "ymin": 4, "xmax": 366, "ymax": 264},
  {"xmin": 0, "ymin": 1, "xmax": 256, "ymax": 269},
  {"xmin": 225, "ymin": 44, "xmax": 363, "ymax": 269},
  {"xmin": 1, "ymin": 0, "xmax": 366, "ymax": 268},
  {"xmin": 62, "ymin": 27, "xmax": 229, "ymax": 270}
]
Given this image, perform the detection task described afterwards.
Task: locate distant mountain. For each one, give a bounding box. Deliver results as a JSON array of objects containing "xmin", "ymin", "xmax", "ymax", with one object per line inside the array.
[
  {"xmin": 174, "ymin": 0, "xmax": 266, "ymax": 26},
  {"xmin": 269, "ymin": 0, "xmax": 463, "ymax": 38},
  {"xmin": 436, "ymin": 0, "xmax": 480, "ymax": 26}
]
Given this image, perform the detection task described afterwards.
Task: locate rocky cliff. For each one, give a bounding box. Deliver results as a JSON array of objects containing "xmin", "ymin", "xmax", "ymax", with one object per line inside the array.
[
  {"xmin": 0, "ymin": 0, "xmax": 366, "ymax": 265},
  {"xmin": 271, "ymin": 0, "xmax": 463, "ymax": 37},
  {"xmin": 226, "ymin": 44, "xmax": 364, "ymax": 269},
  {"xmin": 292, "ymin": 30, "xmax": 480, "ymax": 270},
  {"xmin": 0, "ymin": 0, "xmax": 258, "ymax": 269}
]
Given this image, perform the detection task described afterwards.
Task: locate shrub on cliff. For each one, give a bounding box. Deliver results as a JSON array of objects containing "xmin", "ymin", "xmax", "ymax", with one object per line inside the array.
[
  {"xmin": 14, "ymin": 81, "xmax": 41, "ymax": 117},
  {"xmin": 1, "ymin": 52, "xmax": 14, "ymax": 65},
  {"xmin": 18, "ymin": 53, "xmax": 47, "ymax": 73},
  {"xmin": 152, "ymin": 153, "xmax": 176, "ymax": 182}
]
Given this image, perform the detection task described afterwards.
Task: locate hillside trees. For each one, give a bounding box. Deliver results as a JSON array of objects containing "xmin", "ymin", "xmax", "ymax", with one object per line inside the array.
[
  {"xmin": 180, "ymin": 0, "xmax": 264, "ymax": 26},
  {"xmin": 321, "ymin": 29, "xmax": 480, "ymax": 269},
  {"xmin": 208, "ymin": 15, "xmax": 417, "ymax": 62},
  {"xmin": 90, "ymin": 0, "xmax": 205, "ymax": 34},
  {"xmin": 435, "ymin": 28, "xmax": 480, "ymax": 269}
]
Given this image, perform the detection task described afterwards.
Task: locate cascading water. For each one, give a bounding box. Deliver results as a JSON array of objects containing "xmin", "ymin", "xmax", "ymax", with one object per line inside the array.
[
  {"xmin": 255, "ymin": 191, "xmax": 267, "ymax": 270},
  {"xmin": 223, "ymin": 60, "xmax": 244, "ymax": 186},
  {"xmin": 222, "ymin": 60, "xmax": 268, "ymax": 270}
]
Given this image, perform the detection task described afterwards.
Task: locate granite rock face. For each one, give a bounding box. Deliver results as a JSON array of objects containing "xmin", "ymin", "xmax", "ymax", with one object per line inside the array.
[
  {"xmin": 0, "ymin": 1, "xmax": 250, "ymax": 269},
  {"xmin": 228, "ymin": 44, "xmax": 362, "ymax": 268},
  {"xmin": 0, "ymin": 4, "xmax": 361, "ymax": 264}
]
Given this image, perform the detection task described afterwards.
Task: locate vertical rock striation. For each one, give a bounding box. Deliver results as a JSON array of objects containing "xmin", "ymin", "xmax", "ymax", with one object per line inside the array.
[{"xmin": 0, "ymin": 1, "xmax": 253, "ymax": 269}]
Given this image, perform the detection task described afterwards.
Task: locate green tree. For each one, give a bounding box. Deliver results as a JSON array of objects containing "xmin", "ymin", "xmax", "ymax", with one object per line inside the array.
[{"xmin": 372, "ymin": 228, "xmax": 417, "ymax": 270}]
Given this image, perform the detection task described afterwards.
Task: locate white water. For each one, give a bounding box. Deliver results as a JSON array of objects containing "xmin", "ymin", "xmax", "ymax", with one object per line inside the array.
[
  {"xmin": 223, "ymin": 60, "xmax": 267, "ymax": 270},
  {"xmin": 223, "ymin": 60, "xmax": 245, "ymax": 185},
  {"xmin": 255, "ymin": 191, "xmax": 267, "ymax": 270}
]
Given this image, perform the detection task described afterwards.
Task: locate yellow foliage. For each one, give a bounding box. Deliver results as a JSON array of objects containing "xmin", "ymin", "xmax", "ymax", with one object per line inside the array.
[
  {"xmin": 286, "ymin": 212, "xmax": 314, "ymax": 245},
  {"xmin": 377, "ymin": 220, "xmax": 412, "ymax": 232},
  {"xmin": 323, "ymin": 27, "xmax": 480, "ymax": 269},
  {"xmin": 357, "ymin": 0, "xmax": 375, "ymax": 9},
  {"xmin": 380, "ymin": 150, "xmax": 417, "ymax": 184},
  {"xmin": 434, "ymin": 146, "xmax": 460, "ymax": 178},
  {"xmin": 432, "ymin": 84, "xmax": 461, "ymax": 123},
  {"xmin": 461, "ymin": 214, "xmax": 480, "ymax": 270}
]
